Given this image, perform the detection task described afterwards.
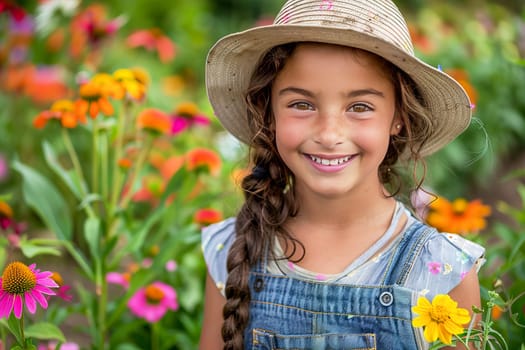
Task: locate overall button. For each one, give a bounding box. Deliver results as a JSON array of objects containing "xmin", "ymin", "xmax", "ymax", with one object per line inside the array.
[
  {"xmin": 379, "ymin": 291, "xmax": 394, "ymax": 306},
  {"xmin": 254, "ymin": 278, "xmax": 264, "ymax": 292}
]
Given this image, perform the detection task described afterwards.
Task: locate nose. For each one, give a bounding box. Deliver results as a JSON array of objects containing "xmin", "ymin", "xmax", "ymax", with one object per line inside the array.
[{"xmin": 314, "ymin": 112, "xmax": 345, "ymax": 148}]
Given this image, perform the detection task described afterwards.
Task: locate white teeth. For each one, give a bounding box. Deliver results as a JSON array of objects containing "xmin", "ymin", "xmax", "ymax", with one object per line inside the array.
[{"xmin": 309, "ymin": 155, "xmax": 350, "ymax": 165}]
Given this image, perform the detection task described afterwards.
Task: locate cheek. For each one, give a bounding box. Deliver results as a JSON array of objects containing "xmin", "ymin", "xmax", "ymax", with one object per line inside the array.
[{"xmin": 353, "ymin": 126, "xmax": 391, "ymax": 153}]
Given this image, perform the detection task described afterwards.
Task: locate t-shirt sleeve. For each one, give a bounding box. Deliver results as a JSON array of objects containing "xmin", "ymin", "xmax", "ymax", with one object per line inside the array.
[
  {"xmin": 201, "ymin": 217, "xmax": 236, "ymax": 296},
  {"xmin": 405, "ymin": 231, "xmax": 485, "ymax": 299}
]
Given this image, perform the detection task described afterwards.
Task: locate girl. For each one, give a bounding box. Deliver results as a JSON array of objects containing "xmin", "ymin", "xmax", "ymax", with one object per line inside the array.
[{"xmin": 201, "ymin": 0, "xmax": 485, "ymax": 349}]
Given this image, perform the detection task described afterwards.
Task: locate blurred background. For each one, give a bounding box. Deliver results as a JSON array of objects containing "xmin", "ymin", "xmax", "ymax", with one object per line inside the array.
[{"xmin": 1, "ymin": 0, "xmax": 525, "ymax": 349}]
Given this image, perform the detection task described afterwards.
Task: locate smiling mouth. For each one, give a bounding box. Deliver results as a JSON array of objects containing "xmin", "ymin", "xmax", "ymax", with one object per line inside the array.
[{"xmin": 308, "ymin": 155, "xmax": 353, "ymax": 166}]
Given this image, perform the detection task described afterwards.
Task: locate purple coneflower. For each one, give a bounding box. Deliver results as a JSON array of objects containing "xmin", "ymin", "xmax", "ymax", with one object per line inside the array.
[{"xmin": 0, "ymin": 261, "xmax": 59, "ymax": 319}]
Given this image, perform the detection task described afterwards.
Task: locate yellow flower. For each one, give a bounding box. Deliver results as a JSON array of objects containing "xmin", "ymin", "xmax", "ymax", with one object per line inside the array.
[
  {"xmin": 426, "ymin": 197, "xmax": 491, "ymax": 234},
  {"xmin": 412, "ymin": 294, "xmax": 471, "ymax": 345},
  {"xmin": 113, "ymin": 68, "xmax": 147, "ymax": 101}
]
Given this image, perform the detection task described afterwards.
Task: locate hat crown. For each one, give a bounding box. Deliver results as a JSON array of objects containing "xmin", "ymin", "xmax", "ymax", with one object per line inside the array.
[{"xmin": 274, "ymin": 0, "xmax": 414, "ymax": 55}]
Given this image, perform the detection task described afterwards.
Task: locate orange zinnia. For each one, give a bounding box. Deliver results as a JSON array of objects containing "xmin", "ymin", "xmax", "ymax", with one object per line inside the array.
[
  {"xmin": 426, "ymin": 197, "xmax": 491, "ymax": 234},
  {"xmin": 137, "ymin": 108, "xmax": 171, "ymax": 134},
  {"xmin": 33, "ymin": 99, "xmax": 86, "ymax": 129},
  {"xmin": 78, "ymin": 80, "xmax": 115, "ymax": 118},
  {"xmin": 185, "ymin": 148, "xmax": 221, "ymax": 176}
]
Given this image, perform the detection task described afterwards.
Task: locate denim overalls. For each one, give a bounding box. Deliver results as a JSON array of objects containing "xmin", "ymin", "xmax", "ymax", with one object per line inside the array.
[{"xmin": 244, "ymin": 222, "xmax": 432, "ymax": 349}]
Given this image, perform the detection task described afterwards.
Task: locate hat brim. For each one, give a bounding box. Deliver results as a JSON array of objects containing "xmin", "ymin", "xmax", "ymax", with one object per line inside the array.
[{"xmin": 206, "ymin": 24, "xmax": 472, "ymax": 156}]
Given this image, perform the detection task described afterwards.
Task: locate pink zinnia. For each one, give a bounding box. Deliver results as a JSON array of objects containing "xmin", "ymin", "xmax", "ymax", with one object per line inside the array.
[
  {"xmin": 0, "ymin": 262, "xmax": 59, "ymax": 319},
  {"xmin": 127, "ymin": 281, "xmax": 178, "ymax": 323}
]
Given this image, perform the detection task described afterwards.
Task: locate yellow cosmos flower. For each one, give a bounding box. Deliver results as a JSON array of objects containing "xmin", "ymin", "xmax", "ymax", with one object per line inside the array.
[
  {"xmin": 412, "ymin": 294, "xmax": 471, "ymax": 345},
  {"xmin": 426, "ymin": 197, "xmax": 491, "ymax": 234}
]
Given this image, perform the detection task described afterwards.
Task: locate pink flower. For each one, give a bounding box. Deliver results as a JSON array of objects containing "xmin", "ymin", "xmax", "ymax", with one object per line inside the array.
[
  {"xmin": 0, "ymin": 262, "xmax": 59, "ymax": 319},
  {"xmin": 106, "ymin": 272, "xmax": 130, "ymax": 289},
  {"xmin": 127, "ymin": 281, "xmax": 178, "ymax": 323},
  {"xmin": 428, "ymin": 262, "xmax": 442, "ymax": 275},
  {"xmin": 38, "ymin": 341, "xmax": 80, "ymax": 350}
]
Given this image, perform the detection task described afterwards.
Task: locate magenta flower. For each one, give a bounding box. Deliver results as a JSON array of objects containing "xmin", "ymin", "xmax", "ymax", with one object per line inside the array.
[
  {"xmin": 0, "ymin": 262, "xmax": 59, "ymax": 319},
  {"xmin": 428, "ymin": 262, "xmax": 442, "ymax": 275},
  {"xmin": 127, "ymin": 281, "xmax": 178, "ymax": 322}
]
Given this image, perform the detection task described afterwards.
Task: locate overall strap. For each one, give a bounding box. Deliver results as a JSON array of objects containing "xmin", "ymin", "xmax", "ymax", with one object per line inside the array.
[{"xmin": 380, "ymin": 222, "xmax": 435, "ymax": 286}]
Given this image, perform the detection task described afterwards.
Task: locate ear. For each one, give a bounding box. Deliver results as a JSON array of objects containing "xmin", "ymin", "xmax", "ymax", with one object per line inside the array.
[{"xmin": 390, "ymin": 118, "xmax": 403, "ymax": 135}]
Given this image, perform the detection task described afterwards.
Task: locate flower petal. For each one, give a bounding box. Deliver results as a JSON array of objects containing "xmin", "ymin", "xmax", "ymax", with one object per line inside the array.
[
  {"xmin": 0, "ymin": 293, "xmax": 14, "ymax": 318},
  {"xmin": 13, "ymin": 294, "xmax": 23, "ymax": 318},
  {"xmin": 25, "ymin": 292, "xmax": 37, "ymax": 314},
  {"xmin": 34, "ymin": 284, "xmax": 56, "ymax": 295},
  {"xmin": 31, "ymin": 290, "xmax": 49, "ymax": 309},
  {"xmin": 423, "ymin": 321, "xmax": 439, "ymax": 343}
]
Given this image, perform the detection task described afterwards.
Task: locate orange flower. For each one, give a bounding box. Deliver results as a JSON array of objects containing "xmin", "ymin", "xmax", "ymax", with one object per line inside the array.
[
  {"xmin": 185, "ymin": 148, "xmax": 221, "ymax": 176},
  {"xmin": 194, "ymin": 208, "xmax": 223, "ymax": 226},
  {"xmin": 90, "ymin": 73, "xmax": 124, "ymax": 99},
  {"xmin": 33, "ymin": 99, "xmax": 86, "ymax": 129},
  {"xmin": 126, "ymin": 28, "xmax": 176, "ymax": 63},
  {"xmin": 137, "ymin": 109, "xmax": 171, "ymax": 135},
  {"xmin": 491, "ymin": 305, "xmax": 504, "ymax": 320},
  {"xmin": 0, "ymin": 200, "xmax": 13, "ymax": 218},
  {"xmin": 426, "ymin": 197, "xmax": 491, "ymax": 234},
  {"xmin": 445, "ymin": 69, "xmax": 477, "ymax": 108},
  {"xmin": 118, "ymin": 158, "xmax": 132, "ymax": 170},
  {"xmin": 78, "ymin": 80, "xmax": 115, "ymax": 118},
  {"xmin": 113, "ymin": 68, "xmax": 147, "ymax": 101}
]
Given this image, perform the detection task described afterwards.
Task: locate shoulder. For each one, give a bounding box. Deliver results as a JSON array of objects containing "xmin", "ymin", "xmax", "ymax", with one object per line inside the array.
[
  {"xmin": 404, "ymin": 222, "xmax": 485, "ymax": 298},
  {"xmin": 201, "ymin": 217, "xmax": 237, "ymax": 294}
]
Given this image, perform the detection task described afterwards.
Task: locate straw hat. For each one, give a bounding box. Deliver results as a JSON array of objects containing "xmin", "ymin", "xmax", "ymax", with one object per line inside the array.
[{"xmin": 205, "ymin": 0, "xmax": 472, "ymax": 156}]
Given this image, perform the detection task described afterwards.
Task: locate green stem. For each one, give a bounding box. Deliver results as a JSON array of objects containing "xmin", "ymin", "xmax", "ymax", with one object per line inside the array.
[
  {"xmin": 61, "ymin": 129, "xmax": 97, "ymax": 219},
  {"xmin": 19, "ymin": 313, "xmax": 25, "ymax": 349},
  {"xmin": 92, "ymin": 118, "xmax": 100, "ymax": 205},
  {"xmin": 109, "ymin": 102, "xmax": 127, "ymax": 216},
  {"xmin": 96, "ymin": 263, "xmax": 108, "ymax": 350},
  {"xmin": 100, "ymin": 130, "xmax": 109, "ymax": 205},
  {"xmin": 118, "ymin": 134, "xmax": 154, "ymax": 215},
  {"xmin": 151, "ymin": 322, "xmax": 159, "ymax": 350}
]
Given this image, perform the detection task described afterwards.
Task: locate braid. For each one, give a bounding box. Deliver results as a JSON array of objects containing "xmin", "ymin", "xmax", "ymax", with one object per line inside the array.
[{"xmin": 221, "ymin": 44, "xmax": 298, "ymax": 350}]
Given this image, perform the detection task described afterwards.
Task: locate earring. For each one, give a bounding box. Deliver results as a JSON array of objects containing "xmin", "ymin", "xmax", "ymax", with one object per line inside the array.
[{"xmin": 396, "ymin": 124, "xmax": 402, "ymax": 129}]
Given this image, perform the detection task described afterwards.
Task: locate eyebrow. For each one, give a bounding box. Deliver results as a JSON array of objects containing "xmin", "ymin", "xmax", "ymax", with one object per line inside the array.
[{"xmin": 278, "ymin": 86, "xmax": 385, "ymax": 98}]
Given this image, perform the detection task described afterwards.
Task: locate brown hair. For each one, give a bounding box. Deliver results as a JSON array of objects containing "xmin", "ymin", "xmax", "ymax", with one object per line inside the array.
[{"xmin": 220, "ymin": 42, "xmax": 433, "ymax": 349}]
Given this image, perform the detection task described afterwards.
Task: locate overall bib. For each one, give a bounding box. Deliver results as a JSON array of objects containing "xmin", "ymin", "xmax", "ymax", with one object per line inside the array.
[{"xmin": 244, "ymin": 222, "xmax": 432, "ymax": 349}]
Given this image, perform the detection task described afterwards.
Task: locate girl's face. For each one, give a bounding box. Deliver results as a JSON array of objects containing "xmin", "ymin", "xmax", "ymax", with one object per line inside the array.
[{"xmin": 271, "ymin": 43, "xmax": 400, "ymax": 199}]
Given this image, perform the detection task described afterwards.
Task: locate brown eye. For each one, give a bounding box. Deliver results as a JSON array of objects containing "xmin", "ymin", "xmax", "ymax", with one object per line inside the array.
[
  {"xmin": 291, "ymin": 102, "xmax": 313, "ymax": 111},
  {"xmin": 349, "ymin": 103, "xmax": 372, "ymax": 113}
]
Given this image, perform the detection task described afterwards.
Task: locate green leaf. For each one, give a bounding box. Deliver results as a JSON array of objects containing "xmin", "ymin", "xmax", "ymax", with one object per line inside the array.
[
  {"xmin": 19, "ymin": 238, "xmax": 62, "ymax": 258},
  {"xmin": 6, "ymin": 312, "xmax": 23, "ymax": 345},
  {"xmin": 12, "ymin": 160, "xmax": 72, "ymax": 241},
  {"xmin": 84, "ymin": 217, "xmax": 101, "ymax": 259},
  {"xmin": 43, "ymin": 141, "xmax": 86, "ymax": 200},
  {"xmin": 25, "ymin": 322, "xmax": 66, "ymax": 343}
]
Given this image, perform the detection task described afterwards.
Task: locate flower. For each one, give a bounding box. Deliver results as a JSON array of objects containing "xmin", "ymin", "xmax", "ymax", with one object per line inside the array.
[
  {"xmin": 445, "ymin": 69, "xmax": 477, "ymax": 108},
  {"xmin": 170, "ymin": 102, "xmax": 210, "ymax": 135},
  {"xmin": 38, "ymin": 341, "xmax": 80, "ymax": 350},
  {"xmin": 127, "ymin": 281, "xmax": 178, "ymax": 322},
  {"xmin": 185, "ymin": 148, "xmax": 221, "ymax": 176},
  {"xmin": 194, "ymin": 208, "xmax": 223, "ymax": 226},
  {"xmin": 412, "ymin": 294, "xmax": 471, "ymax": 344},
  {"xmin": 0, "ymin": 261, "xmax": 59, "ymax": 319},
  {"xmin": 33, "ymin": 99, "xmax": 86, "ymax": 129},
  {"xmin": 50, "ymin": 272, "xmax": 73, "ymax": 302},
  {"xmin": 137, "ymin": 108, "xmax": 171, "ymax": 135},
  {"xmin": 426, "ymin": 197, "xmax": 491, "ymax": 234},
  {"xmin": 126, "ymin": 28, "xmax": 176, "ymax": 63},
  {"xmin": 113, "ymin": 68, "xmax": 147, "ymax": 101},
  {"xmin": 77, "ymin": 80, "xmax": 115, "ymax": 118}
]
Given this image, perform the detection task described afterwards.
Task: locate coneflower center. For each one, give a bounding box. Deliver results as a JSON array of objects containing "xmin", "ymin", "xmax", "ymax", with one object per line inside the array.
[
  {"xmin": 145, "ymin": 285, "xmax": 165, "ymax": 304},
  {"xmin": 2, "ymin": 262, "xmax": 36, "ymax": 294}
]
